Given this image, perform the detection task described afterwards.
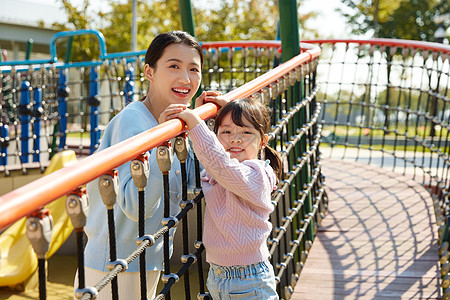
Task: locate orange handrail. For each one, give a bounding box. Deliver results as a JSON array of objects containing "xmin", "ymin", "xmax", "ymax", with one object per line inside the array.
[
  {"xmin": 0, "ymin": 43, "xmax": 320, "ymax": 230},
  {"xmin": 304, "ymin": 38, "xmax": 450, "ymax": 53}
]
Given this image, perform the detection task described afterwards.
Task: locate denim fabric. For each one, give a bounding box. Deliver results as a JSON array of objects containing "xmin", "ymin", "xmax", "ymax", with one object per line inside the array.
[{"xmin": 207, "ymin": 261, "xmax": 279, "ymax": 300}]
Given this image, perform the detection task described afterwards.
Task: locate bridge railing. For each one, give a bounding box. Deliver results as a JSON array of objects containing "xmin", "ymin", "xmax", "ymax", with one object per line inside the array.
[
  {"xmin": 310, "ymin": 39, "xmax": 450, "ymax": 294},
  {"xmin": 0, "ymin": 31, "xmax": 324, "ymax": 300}
]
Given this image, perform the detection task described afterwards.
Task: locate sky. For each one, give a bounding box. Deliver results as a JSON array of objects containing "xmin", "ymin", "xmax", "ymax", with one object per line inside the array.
[{"xmin": 9, "ymin": 0, "xmax": 351, "ymax": 39}]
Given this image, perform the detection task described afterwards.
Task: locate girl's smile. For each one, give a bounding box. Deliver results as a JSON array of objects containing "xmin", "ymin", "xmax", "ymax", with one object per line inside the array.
[{"xmin": 217, "ymin": 113, "xmax": 267, "ymax": 162}]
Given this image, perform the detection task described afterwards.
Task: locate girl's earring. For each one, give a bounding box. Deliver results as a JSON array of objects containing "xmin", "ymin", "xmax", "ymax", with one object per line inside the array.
[{"xmin": 260, "ymin": 148, "xmax": 265, "ymax": 161}]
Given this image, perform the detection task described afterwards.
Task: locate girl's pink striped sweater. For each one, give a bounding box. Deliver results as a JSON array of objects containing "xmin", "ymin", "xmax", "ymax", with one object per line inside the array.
[{"xmin": 189, "ymin": 121, "xmax": 277, "ymax": 266}]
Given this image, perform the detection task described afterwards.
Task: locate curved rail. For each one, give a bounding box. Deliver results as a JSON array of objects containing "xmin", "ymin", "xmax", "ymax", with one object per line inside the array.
[
  {"xmin": 49, "ymin": 29, "xmax": 108, "ymax": 62},
  {"xmin": 305, "ymin": 38, "xmax": 450, "ymax": 53},
  {"xmin": 0, "ymin": 43, "xmax": 320, "ymax": 231}
]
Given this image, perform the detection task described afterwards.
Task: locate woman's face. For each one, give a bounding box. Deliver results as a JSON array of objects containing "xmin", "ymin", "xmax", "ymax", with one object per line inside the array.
[{"xmin": 145, "ymin": 43, "xmax": 202, "ymax": 108}]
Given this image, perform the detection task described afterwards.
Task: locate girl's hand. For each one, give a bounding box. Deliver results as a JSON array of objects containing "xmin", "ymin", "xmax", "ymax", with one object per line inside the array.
[
  {"xmin": 194, "ymin": 91, "xmax": 229, "ymax": 108},
  {"xmin": 158, "ymin": 104, "xmax": 187, "ymax": 123},
  {"xmin": 178, "ymin": 108, "xmax": 203, "ymax": 130}
]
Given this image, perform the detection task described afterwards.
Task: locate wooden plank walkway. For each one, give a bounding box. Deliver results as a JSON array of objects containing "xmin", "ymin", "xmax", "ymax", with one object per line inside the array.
[{"xmin": 293, "ymin": 158, "xmax": 441, "ymax": 299}]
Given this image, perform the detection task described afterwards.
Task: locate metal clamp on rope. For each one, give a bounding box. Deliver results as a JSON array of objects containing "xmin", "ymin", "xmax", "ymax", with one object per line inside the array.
[
  {"xmin": 106, "ymin": 259, "xmax": 128, "ymax": 272},
  {"xmin": 206, "ymin": 118, "xmax": 215, "ymax": 131},
  {"xmin": 66, "ymin": 187, "xmax": 89, "ymax": 229},
  {"xmin": 283, "ymin": 253, "xmax": 294, "ymax": 260},
  {"xmin": 174, "ymin": 133, "xmax": 188, "ymax": 163},
  {"xmin": 161, "ymin": 216, "xmax": 179, "ymax": 227},
  {"xmin": 290, "ymin": 240, "xmax": 300, "ymax": 246},
  {"xmin": 98, "ymin": 170, "xmax": 118, "ymax": 209},
  {"xmin": 181, "ymin": 254, "xmax": 197, "ymax": 264},
  {"xmin": 136, "ymin": 234, "xmax": 155, "ymax": 247},
  {"xmin": 194, "ymin": 240, "xmax": 203, "ymax": 249},
  {"xmin": 75, "ymin": 286, "xmax": 98, "ymax": 300},
  {"xmin": 296, "ymin": 228, "xmax": 305, "ymax": 235},
  {"xmin": 192, "ymin": 187, "xmax": 203, "ymax": 197},
  {"xmin": 130, "ymin": 153, "xmax": 149, "ymax": 191},
  {"xmin": 282, "ymin": 216, "xmax": 293, "ymax": 222},
  {"xmin": 181, "ymin": 200, "xmax": 196, "ymax": 210},
  {"xmin": 157, "ymin": 142, "xmax": 173, "ymax": 173},
  {"xmin": 161, "ymin": 273, "xmax": 179, "ymax": 283},
  {"xmin": 267, "ymin": 238, "xmax": 279, "ymax": 246},
  {"xmin": 197, "ymin": 292, "xmax": 212, "ymax": 300},
  {"xmin": 26, "ymin": 209, "xmax": 53, "ymax": 259},
  {"xmin": 275, "ymin": 226, "xmax": 286, "ymax": 233}
]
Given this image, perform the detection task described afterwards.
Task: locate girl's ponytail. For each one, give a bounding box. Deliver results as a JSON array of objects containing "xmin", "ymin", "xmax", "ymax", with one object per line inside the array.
[{"xmin": 264, "ymin": 145, "xmax": 282, "ymax": 180}]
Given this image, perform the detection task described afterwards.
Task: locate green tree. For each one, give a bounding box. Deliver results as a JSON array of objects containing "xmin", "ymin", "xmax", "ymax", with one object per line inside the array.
[
  {"xmin": 338, "ymin": 0, "xmax": 449, "ymax": 41},
  {"xmin": 52, "ymin": 0, "xmax": 101, "ymax": 62},
  {"xmin": 52, "ymin": 0, "xmax": 318, "ymax": 61}
]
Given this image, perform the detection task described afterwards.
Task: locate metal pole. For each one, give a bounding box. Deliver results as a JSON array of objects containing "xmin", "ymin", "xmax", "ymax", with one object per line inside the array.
[
  {"xmin": 278, "ymin": 0, "xmax": 315, "ymax": 246},
  {"xmin": 132, "ymin": 0, "xmax": 137, "ymax": 51},
  {"xmin": 278, "ymin": 0, "xmax": 300, "ymax": 62},
  {"xmin": 178, "ymin": 0, "xmax": 196, "ymax": 37}
]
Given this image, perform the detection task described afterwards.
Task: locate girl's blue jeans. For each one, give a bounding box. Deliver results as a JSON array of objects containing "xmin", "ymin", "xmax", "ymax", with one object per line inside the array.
[{"xmin": 206, "ymin": 260, "xmax": 279, "ymax": 299}]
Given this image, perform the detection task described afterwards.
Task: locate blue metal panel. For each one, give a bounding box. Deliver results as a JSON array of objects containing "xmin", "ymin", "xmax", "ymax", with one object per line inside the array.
[
  {"xmin": 124, "ymin": 67, "xmax": 135, "ymax": 106},
  {"xmin": 57, "ymin": 69, "xmax": 68, "ymax": 150},
  {"xmin": 89, "ymin": 66, "xmax": 101, "ymax": 154},
  {"xmin": 0, "ymin": 124, "xmax": 8, "ymax": 166},
  {"xmin": 20, "ymin": 81, "xmax": 31, "ymax": 163},
  {"xmin": 33, "ymin": 87, "xmax": 42, "ymax": 162}
]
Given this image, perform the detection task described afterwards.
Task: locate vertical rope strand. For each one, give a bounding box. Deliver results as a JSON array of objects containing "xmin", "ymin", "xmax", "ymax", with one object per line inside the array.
[
  {"xmin": 107, "ymin": 208, "xmax": 119, "ymax": 300},
  {"xmin": 163, "ymin": 173, "xmax": 171, "ymax": 300},
  {"xmin": 138, "ymin": 190, "xmax": 147, "ymax": 300},
  {"xmin": 38, "ymin": 258, "xmax": 46, "ymax": 300}
]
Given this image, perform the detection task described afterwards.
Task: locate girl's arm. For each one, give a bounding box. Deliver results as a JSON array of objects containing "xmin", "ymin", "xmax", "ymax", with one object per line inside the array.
[
  {"xmin": 177, "ymin": 110, "xmax": 275, "ymax": 208},
  {"xmin": 188, "ymin": 122, "xmax": 275, "ymax": 208}
]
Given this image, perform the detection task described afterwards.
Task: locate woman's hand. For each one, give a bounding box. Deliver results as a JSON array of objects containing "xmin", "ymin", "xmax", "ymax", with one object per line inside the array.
[
  {"xmin": 194, "ymin": 91, "xmax": 229, "ymax": 109},
  {"xmin": 158, "ymin": 104, "xmax": 187, "ymax": 124}
]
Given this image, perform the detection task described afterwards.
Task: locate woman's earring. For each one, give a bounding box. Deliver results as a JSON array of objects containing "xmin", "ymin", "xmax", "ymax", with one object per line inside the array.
[{"xmin": 260, "ymin": 147, "xmax": 265, "ymax": 161}]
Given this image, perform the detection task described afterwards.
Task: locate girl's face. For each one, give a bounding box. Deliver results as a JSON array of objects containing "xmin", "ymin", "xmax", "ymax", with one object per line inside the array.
[
  {"xmin": 145, "ymin": 43, "xmax": 202, "ymax": 108},
  {"xmin": 217, "ymin": 113, "xmax": 268, "ymax": 162}
]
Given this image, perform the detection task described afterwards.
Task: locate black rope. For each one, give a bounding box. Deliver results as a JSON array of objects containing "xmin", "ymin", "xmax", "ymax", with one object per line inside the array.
[
  {"xmin": 138, "ymin": 190, "xmax": 147, "ymax": 300},
  {"xmin": 154, "ymin": 245, "xmax": 206, "ymax": 300},
  {"xmin": 107, "ymin": 208, "xmax": 119, "ymax": 300},
  {"xmin": 163, "ymin": 173, "xmax": 171, "ymax": 300},
  {"xmin": 38, "ymin": 258, "xmax": 46, "ymax": 300},
  {"xmin": 194, "ymin": 153, "xmax": 207, "ymax": 295},
  {"xmin": 180, "ymin": 161, "xmax": 191, "ymax": 300},
  {"xmin": 76, "ymin": 230, "xmax": 85, "ymax": 289}
]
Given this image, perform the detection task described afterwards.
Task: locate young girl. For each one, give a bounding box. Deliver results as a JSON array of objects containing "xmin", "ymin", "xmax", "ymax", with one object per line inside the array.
[
  {"xmin": 79, "ymin": 31, "xmax": 221, "ymax": 299},
  {"xmin": 177, "ymin": 98, "xmax": 281, "ymax": 299}
]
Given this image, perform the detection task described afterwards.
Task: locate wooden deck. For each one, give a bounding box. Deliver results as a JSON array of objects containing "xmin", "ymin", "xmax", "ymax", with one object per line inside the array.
[{"xmin": 293, "ymin": 158, "xmax": 441, "ymax": 299}]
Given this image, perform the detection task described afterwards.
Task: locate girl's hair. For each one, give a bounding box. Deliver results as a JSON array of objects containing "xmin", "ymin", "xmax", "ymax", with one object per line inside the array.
[
  {"xmin": 144, "ymin": 31, "xmax": 203, "ymax": 68},
  {"xmin": 214, "ymin": 98, "xmax": 282, "ymax": 179}
]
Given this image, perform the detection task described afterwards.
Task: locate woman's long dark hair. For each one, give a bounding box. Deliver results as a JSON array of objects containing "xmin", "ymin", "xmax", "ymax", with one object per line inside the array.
[
  {"xmin": 144, "ymin": 31, "xmax": 203, "ymax": 68},
  {"xmin": 214, "ymin": 98, "xmax": 282, "ymax": 179}
]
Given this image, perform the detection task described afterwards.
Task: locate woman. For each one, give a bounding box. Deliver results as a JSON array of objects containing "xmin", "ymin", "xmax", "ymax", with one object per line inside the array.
[{"xmin": 77, "ymin": 31, "xmax": 221, "ymax": 300}]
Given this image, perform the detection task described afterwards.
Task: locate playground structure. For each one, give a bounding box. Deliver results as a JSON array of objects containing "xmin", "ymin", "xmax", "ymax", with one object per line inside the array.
[
  {"xmin": 0, "ymin": 28, "xmax": 325, "ymax": 298},
  {"xmin": 0, "ymin": 1, "xmax": 449, "ymax": 299}
]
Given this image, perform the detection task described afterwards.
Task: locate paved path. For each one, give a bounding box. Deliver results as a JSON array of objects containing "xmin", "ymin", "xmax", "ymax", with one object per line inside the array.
[{"xmin": 293, "ymin": 158, "xmax": 441, "ymax": 299}]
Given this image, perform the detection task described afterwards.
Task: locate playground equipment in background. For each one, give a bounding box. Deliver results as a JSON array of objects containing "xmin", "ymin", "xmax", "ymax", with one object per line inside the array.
[{"xmin": 0, "ymin": 150, "xmax": 77, "ymax": 289}]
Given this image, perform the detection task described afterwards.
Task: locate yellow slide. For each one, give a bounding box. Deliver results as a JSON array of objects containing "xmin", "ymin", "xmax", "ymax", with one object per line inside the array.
[{"xmin": 0, "ymin": 150, "xmax": 77, "ymax": 288}]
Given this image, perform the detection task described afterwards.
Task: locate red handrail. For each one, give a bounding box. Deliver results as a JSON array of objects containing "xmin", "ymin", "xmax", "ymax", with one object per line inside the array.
[
  {"xmin": 201, "ymin": 40, "xmax": 281, "ymax": 50},
  {"xmin": 304, "ymin": 38, "xmax": 450, "ymax": 53},
  {"xmin": 0, "ymin": 43, "xmax": 320, "ymax": 230}
]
